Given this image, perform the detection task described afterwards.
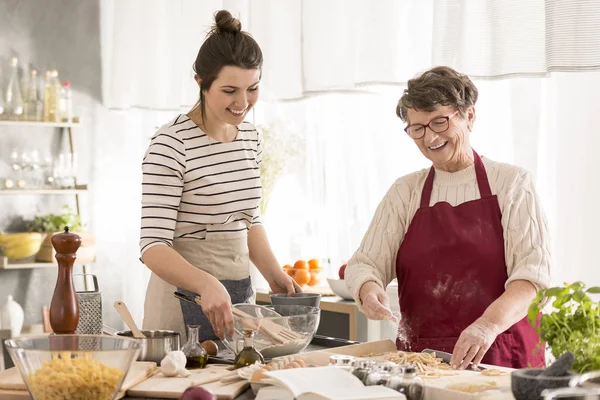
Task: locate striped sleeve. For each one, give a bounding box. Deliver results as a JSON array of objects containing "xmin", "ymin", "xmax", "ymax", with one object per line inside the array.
[
  {"xmin": 139, "ymin": 131, "xmax": 186, "ymax": 255},
  {"xmin": 252, "ymin": 128, "xmax": 263, "ymax": 226}
]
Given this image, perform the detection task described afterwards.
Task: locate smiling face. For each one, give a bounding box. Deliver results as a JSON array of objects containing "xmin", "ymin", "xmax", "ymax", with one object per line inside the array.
[
  {"xmin": 196, "ymin": 66, "xmax": 261, "ymax": 126},
  {"xmin": 407, "ymin": 106, "xmax": 475, "ymax": 172},
  {"xmin": 406, "ymin": 105, "xmax": 476, "ymax": 172}
]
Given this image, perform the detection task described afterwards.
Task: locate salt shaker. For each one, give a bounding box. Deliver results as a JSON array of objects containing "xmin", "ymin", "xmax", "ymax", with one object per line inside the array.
[
  {"xmin": 328, "ymin": 354, "xmax": 355, "ymax": 372},
  {"xmin": 386, "ymin": 365, "xmax": 423, "ymax": 400},
  {"xmin": 366, "ymin": 362, "xmax": 397, "ymax": 387},
  {"xmin": 351, "ymin": 359, "xmax": 375, "ymax": 384}
]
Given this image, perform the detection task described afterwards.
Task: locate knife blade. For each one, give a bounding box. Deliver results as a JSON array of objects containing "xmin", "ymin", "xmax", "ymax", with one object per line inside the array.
[{"xmin": 421, "ymin": 348, "xmax": 487, "ymax": 371}]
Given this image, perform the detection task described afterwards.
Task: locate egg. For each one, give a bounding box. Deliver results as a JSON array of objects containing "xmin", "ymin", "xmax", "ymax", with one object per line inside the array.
[{"xmin": 201, "ymin": 340, "xmax": 218, "ymax": 356}]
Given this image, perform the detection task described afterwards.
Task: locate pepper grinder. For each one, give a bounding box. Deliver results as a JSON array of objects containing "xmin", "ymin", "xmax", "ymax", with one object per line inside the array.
[{"xmin": 49, "ymin": 226, "xmax": 81, "ymax": 334}]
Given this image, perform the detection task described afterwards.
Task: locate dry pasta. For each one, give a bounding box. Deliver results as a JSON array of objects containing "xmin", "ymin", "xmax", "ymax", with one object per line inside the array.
[
  {"xmin": 446, "ymin": 381, "xmax": 498, "ymax": 393},
  {"xmin": 26, "ymin": 352, "xmax": 124, "ymax": 400},
  {"xmin": 383, "ymin": 351, "xmax": 457, "ymax": 379}
]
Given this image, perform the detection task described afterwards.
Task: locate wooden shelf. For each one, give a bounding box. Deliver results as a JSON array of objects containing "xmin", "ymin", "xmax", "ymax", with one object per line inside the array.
[
  {"xmin": 0, "ymin": 120, "xmax": 80, "ymax": 128},
  {"xmin": 0, "ymin": 184, "xmax": 88, "ymax": 195},
  {"xmin": 0, "ymin": 256, "xmax": 94, "ymax": 270}
]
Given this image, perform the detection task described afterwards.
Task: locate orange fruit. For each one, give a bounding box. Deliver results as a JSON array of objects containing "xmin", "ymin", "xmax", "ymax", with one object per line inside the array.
[
  {"xmin": 293, "ymin": 269, "xmax": 311, "ymax": 286},
  {"xmin": 283, "ymin": 264, "xmax": 295, "ymax": 277},
  {"xmin": 308, "ymin": 271, "xmax": 320, "ymax": 286},
  {"xmin": 293, "ymin": 260, "xmax": 308, "ymax": 270},
  {"xmin": 308, "ymin": 259, "xmax": 322, "ymax": 270}
]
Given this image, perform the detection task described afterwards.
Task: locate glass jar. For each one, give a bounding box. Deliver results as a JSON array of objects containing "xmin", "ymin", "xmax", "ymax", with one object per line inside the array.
[
  {"xmin": 182, "ymin": 325, "xmax": 208, "ymax": 369},
  {"xmin": 233, "ymin": 329, "xmax": 265, "ymax": 369},
  {"xmin": 365, "ymin": 362, "xmax": 397, "ymax": 387},
  {"xmin": 351, "ymin": 359, "xmax": 375, "ymax": 384},
  {"xmin": 386, "ymin": 365, "xmax": 423, "ymax": 400}
]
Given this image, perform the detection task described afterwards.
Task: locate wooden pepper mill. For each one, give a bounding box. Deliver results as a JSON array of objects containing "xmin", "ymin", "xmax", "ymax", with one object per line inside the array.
[{"xmin": 49, "ymin": 226, "xmax": 81, "ymax": 334}]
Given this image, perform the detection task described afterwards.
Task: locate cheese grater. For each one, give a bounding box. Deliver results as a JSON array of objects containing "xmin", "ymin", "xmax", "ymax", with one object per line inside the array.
[{"xmin": 74, "ymin": 274, "xmax": 103, "ymax": 335}]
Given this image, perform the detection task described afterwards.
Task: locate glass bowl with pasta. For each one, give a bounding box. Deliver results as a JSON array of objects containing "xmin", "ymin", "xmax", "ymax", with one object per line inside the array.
[{"xmin": 5, "ymin": 334, "xmax": 141, "ymax": 400}]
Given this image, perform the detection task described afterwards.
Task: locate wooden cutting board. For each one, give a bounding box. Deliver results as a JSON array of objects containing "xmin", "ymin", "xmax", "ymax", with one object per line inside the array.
[
  {"xmin": 0, "ymin": 361, "xmax": 156, "ymax": 399},
  {"xmin": 422, "ymin": 368, "xmax": 513, "ymax": 400},
  {"xmin": 275, "ymin": 339, "xmax": 397, "ymax": 366},
  {"xmin": 126, "ymin": 364, "xmax": 249, "ymax": 399}
]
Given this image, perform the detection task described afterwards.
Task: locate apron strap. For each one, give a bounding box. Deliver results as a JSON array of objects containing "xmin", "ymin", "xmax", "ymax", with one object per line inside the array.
[
  {"xmin": 473, "ymin": 150, "xmax": 492, "ymax": 198},
  {"xmin": 420, "ymin": 149, "xmax": 492, "ymax": 208},
  {"xmin": 420, "ymin": 167, "xmax": 436, "ymax": 208}
]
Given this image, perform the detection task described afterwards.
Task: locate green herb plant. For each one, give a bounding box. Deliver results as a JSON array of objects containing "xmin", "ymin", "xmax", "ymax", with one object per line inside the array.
[
  {"xmin": 26, "ymin": 206, "xmax": 83, "ymax": 233},
  {"xmin": 528, "ymin": 281, "xmax": 600, "ymax": 373}
]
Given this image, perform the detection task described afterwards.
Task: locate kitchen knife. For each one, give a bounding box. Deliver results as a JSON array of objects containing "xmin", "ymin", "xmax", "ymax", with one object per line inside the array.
[{"xmin": 421, "ymin": 348, "xmax": 487, "ymax": 370}]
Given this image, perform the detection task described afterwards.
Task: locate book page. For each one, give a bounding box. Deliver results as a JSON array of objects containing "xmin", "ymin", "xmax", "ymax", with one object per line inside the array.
[{"xmin": 264, "ymin": 366, "xmax": 365, "ymax": 396}]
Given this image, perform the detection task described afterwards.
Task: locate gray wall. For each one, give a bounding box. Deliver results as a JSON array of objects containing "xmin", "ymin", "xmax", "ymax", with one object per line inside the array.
[{"xmin": 0, "ymin": 0, "xmax": 128, "ymax": 331}]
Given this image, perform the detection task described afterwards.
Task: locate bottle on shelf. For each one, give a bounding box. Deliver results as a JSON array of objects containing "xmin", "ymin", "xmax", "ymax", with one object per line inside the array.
[
  {"xmin": 5, "ymin": 57, "xmax": 25, "ymax": 121},
  {"xmin": 43, "ymin": 70, "xmax": 61, "ymax": 122},
  {"xmin": 0, "ymin": 82, "xmax": 5, "ymax": 120},
  {"xmin": 25, "ymin": 69, "xmax": 43, "ymax": 122},
  {"xmin": 59, "ymin": 81, "xmax": 73, "ymax": 123}
]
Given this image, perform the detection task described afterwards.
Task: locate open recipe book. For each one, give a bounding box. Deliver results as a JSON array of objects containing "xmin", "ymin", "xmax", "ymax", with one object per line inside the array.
[{"xmin": 254, "ymin": 366, "xmax": 406, "ymax": 400}]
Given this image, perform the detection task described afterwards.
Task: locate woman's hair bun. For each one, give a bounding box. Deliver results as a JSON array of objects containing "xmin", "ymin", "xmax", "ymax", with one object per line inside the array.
[{"xmin": 214, "ymin": 10, "xmax": 242, "ymax": 34}]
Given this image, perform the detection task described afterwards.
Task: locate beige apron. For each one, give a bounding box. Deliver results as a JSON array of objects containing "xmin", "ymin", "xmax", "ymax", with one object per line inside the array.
[{"xmin": 142, "ymin": 236, "xmax": 254, "ymax": 341}]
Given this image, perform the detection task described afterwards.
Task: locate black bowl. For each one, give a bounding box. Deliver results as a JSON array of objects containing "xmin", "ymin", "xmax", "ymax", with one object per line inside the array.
[{"xmin": 512, "ymin": 368, "xmax": 575, "ymax": 400}]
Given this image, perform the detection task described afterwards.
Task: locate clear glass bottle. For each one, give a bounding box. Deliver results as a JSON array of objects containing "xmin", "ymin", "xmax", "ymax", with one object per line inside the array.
[
  {"xmin": 182, "ymin": 325, "xmax": 208, "ymax": 369},
  {"xmin": 43, "ymin": 70, "xmax": 61, "ymax": 122},
  {"xmin": 5, "ymin": 57, "xmax": 24, "ymax": 120},
  {"xmin": 59, "ymin": 81, "xmax": 72, "ymax": 122},
  {"xmin": 0, "ymin": 83, "xmax": 5, "ymax": 120},
  {"xmin": 233, "ymin": 329, "xmax": 264, "ymax": 369},
  {"xmin": 25, "ymin": 69, "xmax": 43, "ymax": 122}
]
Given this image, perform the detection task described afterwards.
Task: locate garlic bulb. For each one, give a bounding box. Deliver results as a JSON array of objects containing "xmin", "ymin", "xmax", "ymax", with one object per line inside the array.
[{"xmin": 160, "ymin": 350, "xmax": 191, "ymax": 377}]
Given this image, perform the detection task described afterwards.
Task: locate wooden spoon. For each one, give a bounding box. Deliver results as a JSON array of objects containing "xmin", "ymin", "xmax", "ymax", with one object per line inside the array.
[{"xmin": 114, "ymin": 300, "xmax": 146, "ymax": 338}]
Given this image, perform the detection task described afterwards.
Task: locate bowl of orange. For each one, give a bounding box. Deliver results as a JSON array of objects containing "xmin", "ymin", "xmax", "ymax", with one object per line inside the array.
[{"xmin": 283, "ymin": 259, "xmax": 324, "ymax": 288}]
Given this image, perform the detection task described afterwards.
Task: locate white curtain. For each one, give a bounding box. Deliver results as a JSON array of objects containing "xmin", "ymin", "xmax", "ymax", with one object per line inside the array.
[
  {"xmin": 100, "ymin": 0, "xmax": 432, "ymax": 106},
  {"xmin": 101, "ymin": 0, "xmax": 600, "ymax": 108}
]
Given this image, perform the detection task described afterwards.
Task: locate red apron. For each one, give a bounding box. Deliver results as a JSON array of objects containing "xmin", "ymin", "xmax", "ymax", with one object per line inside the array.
[{"xmin": 395, "ymin": 150, "xmax": 545, "ymax": 368}]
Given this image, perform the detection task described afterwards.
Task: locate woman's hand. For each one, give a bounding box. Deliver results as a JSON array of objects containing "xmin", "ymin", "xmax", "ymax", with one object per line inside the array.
[
  {"xmin": 451, "ymin": 317, "xmax": 501, "ymax": 369},
  {"xmin": 269, "ymin": 270, "xmax": 302, "ymax": 296},
  {"xmin": 198, "ymin": 276, "xmax": 235, "ymax": 340},
  {"xmin": 359, "ymin": 281, "xmax": 397, "ymax": 321}
]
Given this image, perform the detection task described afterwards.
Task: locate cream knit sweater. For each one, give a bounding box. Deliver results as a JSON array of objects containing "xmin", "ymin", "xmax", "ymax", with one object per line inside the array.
[{"xmin": 345, "ymin": 157, "xmax": 552, "ymax": 304}]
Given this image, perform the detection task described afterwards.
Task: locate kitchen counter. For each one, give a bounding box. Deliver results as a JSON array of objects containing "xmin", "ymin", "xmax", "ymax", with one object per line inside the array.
[{"xmin": 122, "ymin": 335, "xmax": 358, "ymax": 400}]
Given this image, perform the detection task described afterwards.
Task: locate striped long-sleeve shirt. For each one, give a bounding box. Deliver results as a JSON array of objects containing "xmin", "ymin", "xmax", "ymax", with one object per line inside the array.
[{"xmin": 139, "ymin": 114, "xmax": 262, "ymax": 256}]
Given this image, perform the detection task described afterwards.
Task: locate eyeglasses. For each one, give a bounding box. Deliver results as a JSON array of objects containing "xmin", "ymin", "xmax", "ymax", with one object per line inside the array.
[{"xmin": 404, "ymin": 110, "xmax": 460, "ymax": 139}]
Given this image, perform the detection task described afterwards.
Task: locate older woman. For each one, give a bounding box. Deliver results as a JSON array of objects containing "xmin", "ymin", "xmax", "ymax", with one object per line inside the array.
[{"xmin": 345, "ymin": 66, "xmax": 551, "ymax": 370}]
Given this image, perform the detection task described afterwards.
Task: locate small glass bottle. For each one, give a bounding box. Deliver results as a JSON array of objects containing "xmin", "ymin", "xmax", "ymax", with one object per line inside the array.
[
  {"xmin": 351, "ymin": 359, "xmax": 375, "ymax": 384},
  {"xmin": 25, "ymin": 69, "xmax": 43, "ymax": 122},
  {"xmin": 5, "ymin": 57, "xmax": 24, "ymax": 120},
  {"xmin": 182, "ymin": 325, "xmax": 208, "ymax": 369},
  {"xmin": 43, "ymin": 70, "xmax": 61, "ymax": 122},
  {"xmin": 365, "ymin": 362, "xmax": 397, "ymax": 387},
  {"xmin": 233, "ymin": 329, "xmax": 264, "ymax": 369},
  {"xmin": 386, "ymin": 365, "xmax": 423, "ymax": 400}
]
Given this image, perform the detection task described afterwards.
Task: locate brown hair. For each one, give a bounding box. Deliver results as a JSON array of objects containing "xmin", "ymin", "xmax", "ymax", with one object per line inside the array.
[
  {"xmin": 192, "ymin": 10, "xmax": 263, "ymax": 120},
  {"xmin": 396, "ymin": 66, "xmax": 478, "ymax": 123}
]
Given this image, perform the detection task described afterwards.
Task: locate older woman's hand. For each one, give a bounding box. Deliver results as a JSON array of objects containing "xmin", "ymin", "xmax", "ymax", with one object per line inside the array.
[
  {"xmin": 359, "ymin": 281, "xmax": 398, "ymax": 321},
  {"xmin": 450, "ymin": 317, "xmax": 501, "ymax": 369}
]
